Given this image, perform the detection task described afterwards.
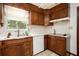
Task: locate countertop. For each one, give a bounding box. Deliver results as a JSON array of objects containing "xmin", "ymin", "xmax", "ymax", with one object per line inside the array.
[
  {"xmin": 48, "ymin": 34, "xmax": 69, "ymax": 38},
  {"xmin": 0, "ymin": 33, "xmax": 69, "ymax": 41}
]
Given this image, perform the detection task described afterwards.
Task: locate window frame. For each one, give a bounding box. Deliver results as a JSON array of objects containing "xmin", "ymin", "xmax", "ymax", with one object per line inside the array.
[{"xmin": 4, "ymin": 5, "xmax": 29, "ymax": 30}]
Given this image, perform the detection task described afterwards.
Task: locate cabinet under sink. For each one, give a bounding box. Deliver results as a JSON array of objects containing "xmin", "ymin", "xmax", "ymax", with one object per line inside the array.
[{"xmin": 44, "ymin": 35, "xmax": 66, "ymax": 56}]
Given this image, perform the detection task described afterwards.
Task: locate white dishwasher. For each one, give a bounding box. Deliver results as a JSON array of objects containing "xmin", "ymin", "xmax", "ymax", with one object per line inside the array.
[{"xmin": 33, "ymin": 35, "xmax": 44, "ymax": 55}]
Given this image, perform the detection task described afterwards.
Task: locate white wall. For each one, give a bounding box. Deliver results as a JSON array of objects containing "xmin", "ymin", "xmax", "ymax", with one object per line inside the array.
[
  {"xmin": 52, "ymin": 21, "xmax": 69, "ymax": 34},
  {"xmin": 69, "ymin": 3, "xmax": 79, "ymax": 55},
  {"xmin": 28, "ymin": 25, "xmax": 52, "ymax": 35}
]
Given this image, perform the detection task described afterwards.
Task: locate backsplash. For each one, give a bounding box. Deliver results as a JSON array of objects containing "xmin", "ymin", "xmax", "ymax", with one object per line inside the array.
[
  {"xmin": 52, "ymin": 21, "xmax": 70, "ymax": 34},
  {"xmin": 28, "ymin": 25, "xmax": 52, "ymax": 35},
  {"xmin": 0, "ymin": 24, "xmax": 53, "ymax": 37},
  {"xmin": 0, "ymin": 17, "xmax": 69, "ymax": 37}
]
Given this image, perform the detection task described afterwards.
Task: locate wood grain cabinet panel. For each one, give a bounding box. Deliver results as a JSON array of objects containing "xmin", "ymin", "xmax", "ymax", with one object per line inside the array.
[
  {"xmin": 0, "ymin": 49, "xmax": 2, "ymax": 56},
  {"xmin": 58, "ymin": 8, "xmax": 68, "ymax": 18},
  {"xmin": 2, "ymin": 43, "xmax": 25, "ymax": 56},
  {"xmin": 0, "ymin": 41, "xmax": 2, "ymax": 56},
  {"xmin": 0, "ymin": 4, "xmax": 2, "ymax": 24},
  {"xmin": 55, "ymin": 37, "xmax": 66, "ymax": 56},
  {"xmin": 30, "ymin": 11, "xmax": 44, "ymax": 25},
  {"xmin": 0, "ymin": 42, "xmax": 2, "ymax": 47},
  {"xmin": 48, "ymin": 36, "xmax": 56, "ymax": 51},
  {"xmin": 23, "ymin": 37, "xmax": 33, "ymax": 56},
  {"xmin": 44, "ymin": 10, "xmax": 53, "ymax": 26},
  {"xmin": 44, "ymin": 35, "xmax": 48, "ymax": 50},
  {"xmin": 1, "ymin": 37, "xmax": 33, "ymax": 56},
  {"xmin": 31, "ymin": 11, "xmax": 39, "ymax": 25},
  {"xmin": 38, "ymin": 13, "xmax": 44, "ymax": 25},
  {"xmin": 50, "ymin": 3, "xmax": 69, "ymax": 20},
  {"xmin": 47, "ymin": 35, "xmax": 66, "ymax": 56},
  {"xmin": 24, "ymin": 42, "xmax": 32, "ymax": 56}
]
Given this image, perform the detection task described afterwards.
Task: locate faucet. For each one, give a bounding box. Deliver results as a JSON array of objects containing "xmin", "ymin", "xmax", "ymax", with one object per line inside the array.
[{"xmin": 7, "ymin": 33, "xmax": 11, "ymax": 38}]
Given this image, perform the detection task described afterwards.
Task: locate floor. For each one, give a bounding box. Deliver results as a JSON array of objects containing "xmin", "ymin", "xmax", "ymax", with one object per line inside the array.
[
  {"xmin": 35, "ymin": 50, "xmax": 59, "ymax": 56},
  {"xmin": 35, "ymin": 49, "xmax": 74, "ymax": 56}
]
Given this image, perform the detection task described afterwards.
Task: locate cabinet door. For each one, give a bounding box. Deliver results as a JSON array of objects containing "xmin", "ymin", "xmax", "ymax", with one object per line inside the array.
[
  {"xmin": 50, "ymin": 3, "xmax": 68, "ymax": 20},
  {"xmin": 23, "ymin": 38, "xmax": 33, "ymax": 56},
  {"xmin": 0, "ymin": 4, "xmax": 2, "ymax": 23},
  {"xmin": 24, "ymin": 42, "xmax": 32, "ymax": 56},
  {"xmin": 55, "ymin": 37, "xmax": 66, "ymax": 56},
  {"xmin": 0, "ymin": 42, "xmax": 2, "ymax": 56},
  {"xmin": 50, "ymin": 36, "xmax": 56, "ymax": 51},
  {"xmin": 59, "ymin": 8, "xmax": 68, "ymax": 18},
  {"xmin": 2, "ymin": 43, "xmax": 25, "ymax": 56},
  {"xmin": 38, "ymin": 13, "xmax": 44, "ymax": 25},
  {"xmin": 31, "ymin": 11, "xmax": 39, "ymax": 25},
  {"xmin": 48, "ymin": 36, "xmax": 56, "ymax": 51},
  {"xmin": 47, "ymin": 36, "xmax": 51, "ymax": 50},
  {"xmin": 44, "ymin": 14, "xmax": 50, "ymax": 25},
  {"xmin": 2, "ymin": 37, "xmax": 33, "ymax": 56},
  {"xmin": 44, "ymin": 35, "xmax": 48, "ymax": 50},
  {"xmin": 0, "ymin": 48, "xmax": 2, "ymax": 56}
]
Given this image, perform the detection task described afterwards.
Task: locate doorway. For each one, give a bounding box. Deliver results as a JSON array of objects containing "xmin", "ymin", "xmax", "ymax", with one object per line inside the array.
[{"xmin": 77, "ymin": 7, "xmax": 79, "ymax": 55}]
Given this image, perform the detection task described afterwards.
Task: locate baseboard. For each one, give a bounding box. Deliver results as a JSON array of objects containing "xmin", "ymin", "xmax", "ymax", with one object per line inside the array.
[{"xmin": 66, "ymin": 51, "xmax": 77, "ymax": 56}]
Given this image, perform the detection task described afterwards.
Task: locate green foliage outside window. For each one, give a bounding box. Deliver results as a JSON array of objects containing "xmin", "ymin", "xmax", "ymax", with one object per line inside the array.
[{"xmin": 8, "ymin": 20, "xmax": 27, "ymax": 29}]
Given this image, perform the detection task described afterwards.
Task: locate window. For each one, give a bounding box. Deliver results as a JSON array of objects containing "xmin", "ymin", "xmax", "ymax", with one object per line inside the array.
[
  {"xmin": 7, "ymin": 20, "xmax": 27, "ymax": 29},
  {"xmin": 4, "ymin": 5, "xmax": 29, "ymax": 29}
]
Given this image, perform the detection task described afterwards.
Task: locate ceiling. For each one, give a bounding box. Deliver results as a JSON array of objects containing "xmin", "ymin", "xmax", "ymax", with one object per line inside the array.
[{"xmin": 31, "ymin": 3, "xmax": 60, "ymax": 9}]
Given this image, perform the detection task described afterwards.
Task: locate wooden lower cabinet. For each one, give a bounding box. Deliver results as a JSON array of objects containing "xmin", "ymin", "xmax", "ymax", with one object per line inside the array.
[
  {"xmin": 0, "ymin": 37, "xmax": 33, "ymax": 56},
  {"xmin": 44, "ymin": 35, "xmax": 48, "ymax": 50},
  {"xmin": 0, "ymin": 42, "xmax": 2, "ymax": 56},
  {"xmin": 24, "ymin": 41, "xmax": 33, "ymax": 56},
  {"xmin": 49, "ymin": 36, "xmax": 56, "ymax": 52},
  {"xmin": 0, "ymin": 48, "xmax": 2, "ymax": 56},
  {"xmin": 47, "ymin": 35, "xmax": 66, "ymax": 56},
  {"xmin": 55, "ymin": 36, "xmax": 66, "ymax": 55},
  {"xmin": 2, "ymin": 43, "xmax": 25, "ymax": 56}
]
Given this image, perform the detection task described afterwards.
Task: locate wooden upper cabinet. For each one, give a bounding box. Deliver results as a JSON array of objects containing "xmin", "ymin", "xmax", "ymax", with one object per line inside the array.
[
  {"xmin": 30, "ymin": 11, "xmax": 44, "ymax": 25},
  {"xmin": 29, "ymin": 4, "xmax": 43, "ymax": 13},
  {"xmin": 0, "ymin": 4, "xmax": 3, "ymax": 24},
  {"xmin": 50, "ymin": 3, "xmax": 69, "ymax": 20},
  {"xmin": 38, "ymin": 12, "xmax": 44, "ymax": 25},
  {"xmin": 29, "ymin": 4, "xmax": 44, "ymax": 25},
  {"xmin": 44, "ymin": 9, "xmax": 53, "ymax": 26},
  {"xmin": 29, "ymin": 4, "xmax": 39, "ymax": 12},
  {"xmin": 30, "ymin": 6, "xmax": 44, "ymax": 25},
  {"xmin": 30, "ymin": 11, "xmax": 39, "ymax": 25}
]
